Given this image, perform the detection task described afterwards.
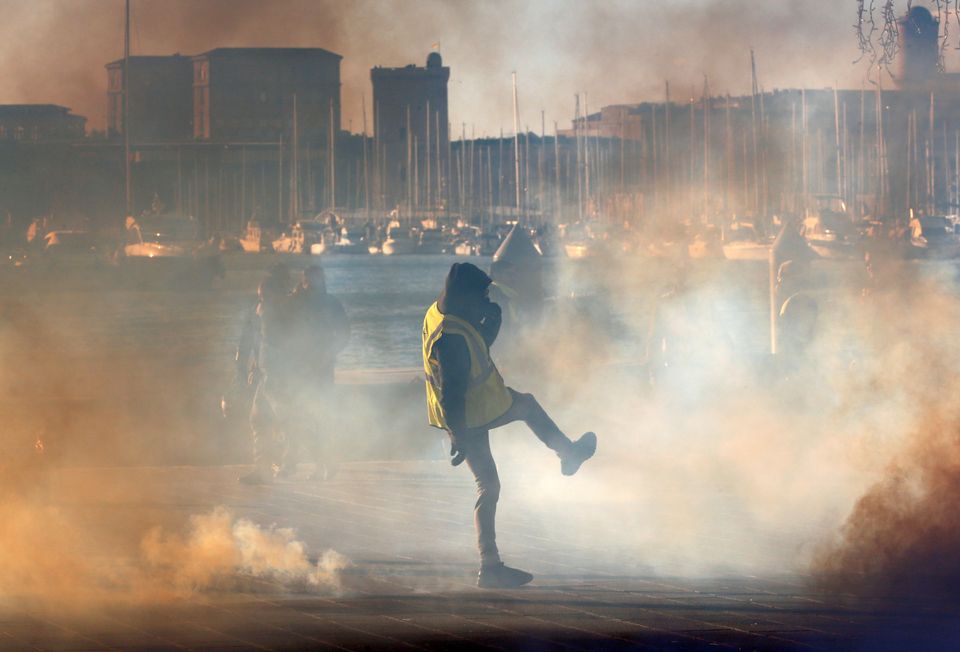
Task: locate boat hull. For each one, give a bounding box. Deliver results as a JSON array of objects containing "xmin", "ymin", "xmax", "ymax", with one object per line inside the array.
[
  {"xmin": 331, "ymin": 243, "xmax": 369, "ymax": 255},
  {"xmin": 564, "ymin": 242, "xmax": 592, "ymax": 259},
  {"xmin": 722, "ymin": 243, "xmax": 771, "ymax": 261},
  {"xmin": 382, "ymin": 239, "xmax": 417, "ymax": 256},
  {"xmin": 239, "ymin": 238, "xmax": 268, "ymax": 253},
  {"xmin": 807, "ymin": 239, "xmax": 855, "ymax": 259}
]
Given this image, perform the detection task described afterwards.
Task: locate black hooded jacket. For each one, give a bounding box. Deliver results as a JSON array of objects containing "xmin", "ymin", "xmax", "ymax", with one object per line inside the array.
[{"xmin": 434, "ymin": 263, "xmax": 502, "ymax": 433}]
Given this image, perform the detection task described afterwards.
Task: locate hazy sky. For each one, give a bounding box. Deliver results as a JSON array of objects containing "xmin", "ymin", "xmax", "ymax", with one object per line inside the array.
[{"xmin": 0, "ymin": 0, "xmax": 950, "ymax": 136}]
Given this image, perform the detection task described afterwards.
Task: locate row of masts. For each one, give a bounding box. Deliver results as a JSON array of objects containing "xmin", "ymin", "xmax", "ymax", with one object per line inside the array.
[
  {"xmin": 119, "ymin": 5, "xmax": 960, "ymax": 234},
  {"xmin": 144, "ymin": 80, "xmax": 960, "ymax": 235}
]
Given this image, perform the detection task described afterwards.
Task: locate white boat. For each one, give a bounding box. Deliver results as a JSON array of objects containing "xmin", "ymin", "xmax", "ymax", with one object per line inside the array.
[
  {"xmin": 454, "ymin": 239, "xmax": 477, "ymax": 256},
  {"xmin": 721, "ymin": 222, "xmax": 771, "ymax": 261},
  {"xmin": 124, "ymin": 215, "xmax": 199, "ymax": 258},
  {"xmin": 564, "ymin": 241, "xmax": 593, "ymax": 259},
  {"xmin": 272, "ymin": 220, "xmax": 325, "ymax": 255},
  {"xmin": 801, "ymin": 195, "xmax": 857, "ymax": 259},
  {"xmin": 908, "ymin": 215, "xmax": 960, "ymax": 259},
  {"xmin": 722, "ymin": 240, "xmax": 771, "ymax": 261},
  {"xmin": 239, "ymin": 220, "xmax": 273, "ymax": 253},
  {"xmin": 801, "ymin": 217, "xmax": 856, "ymax": 258},
  {"xmin": 121, "ymin": 214, "xmax": 223, "ymax": 288},
  {"xmin": 563, "ymin": 221, "xmax": 611, "ymax": 259},
  {"xmin": 417, "ymin": 229, "xmax": 447, "ymax": 254},
  {"xmin": 381, "ymin": 226, "xmax": 417, "ymax": 256},
  {"xmin": 332, "ymin": 227, "xmax": 370, "ymax": 254}
]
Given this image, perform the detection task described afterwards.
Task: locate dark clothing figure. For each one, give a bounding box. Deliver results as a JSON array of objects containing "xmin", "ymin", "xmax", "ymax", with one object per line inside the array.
[
  {"xmin": 289, "ymin": 285, "xmax": 349, "ymax": 385},
  {"xmin": 239, "ymin": 272, "xmax": 295, "ymax": 484},
  {"xmin": 250, "ymin": 291, "xmax": 297, "ymax": 477},
  {"xmin": 235, "ymin": 262, "xmax": 292, "ymax": 382},
  {"xmin": 281, "ymin": 266, "xmax": 350, "ymax": 478}
]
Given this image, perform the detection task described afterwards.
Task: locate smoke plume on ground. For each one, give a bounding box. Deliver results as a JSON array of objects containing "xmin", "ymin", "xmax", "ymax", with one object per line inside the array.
[
  {"xmin": 811, "ymin": 267, "xmax": 960, "ymax": 597},
  {"xmin": 0, "ymin": 290, "xmax": 350, "ymax": 612},
  {"xmin": 485, "ymin": 251, "xmax": 960, "ymax": 591},
  {"xmin": 142, "ymin": 506, "xmax": 350, "ymax": 595},
  {"xmin": 6, "ymin": 245, "xmax": 960, "ymax": 611}
]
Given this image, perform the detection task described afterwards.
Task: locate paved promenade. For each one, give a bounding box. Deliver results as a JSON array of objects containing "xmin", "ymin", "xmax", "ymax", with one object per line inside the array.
[{"xmin": 1, "ymin": 463, "xmax": 955, "ymax": 651}]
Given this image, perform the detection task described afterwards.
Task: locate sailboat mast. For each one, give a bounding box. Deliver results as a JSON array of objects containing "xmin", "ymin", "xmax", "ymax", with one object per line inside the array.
[
  {"xmin": 277, "ymin": 134, "xmax": 283, "ymax": 224},
  {"xmin": 291, "ymin": 93, "xmax": 299, "ymax": 221},
  {"xmin": 123, "ymin": 0, "xmax": 131, "ymax": 219},
  {"xmin": 426, "ymin": 99, "xmax": 432, "ymax": 211},
  {"xmin": 329, "ymin": 99, "xmax": 336, "ymax": 209},
  {"xmin": 406, "ymin": 106, "xmax": 412, "ymax": 219},
  {"xmin": 362, "ymin": 94, "xmax": 369, "ymax": 216},
  {"xmin": 575, "ymin": 95, "xmax": 583, "ymax": 222},
  {"xmin": 512, "ymin": 72, "xmax": 522, "ymax": 215},
  {"xmin": 554, "ymin": 121, "xmax": 561, "ymax": 221},
  {"xmin": 436, "ymin": 111, "xmax": 443, "ymax": 216}
]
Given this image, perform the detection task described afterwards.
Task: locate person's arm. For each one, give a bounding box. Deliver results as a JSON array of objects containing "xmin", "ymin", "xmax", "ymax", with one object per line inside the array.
[
  {"xmin": 435, "ymin": 332, "xmax": 471, "ymax": 433},
  {"xmin": 477, "ymin": 299, "xmax": 502, "ymax": 347}
]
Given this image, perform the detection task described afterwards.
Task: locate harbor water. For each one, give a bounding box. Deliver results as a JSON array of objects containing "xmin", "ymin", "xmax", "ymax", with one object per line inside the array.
[{"xmin": 2, "ymin": 250, "xmax": 921, "ymax": 468}]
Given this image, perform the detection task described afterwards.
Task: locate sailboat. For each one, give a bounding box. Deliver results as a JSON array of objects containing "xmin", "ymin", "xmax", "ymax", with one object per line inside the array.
[{"xmin": 116, "ymin": 2, "xmax": 223, "ymax": 287}]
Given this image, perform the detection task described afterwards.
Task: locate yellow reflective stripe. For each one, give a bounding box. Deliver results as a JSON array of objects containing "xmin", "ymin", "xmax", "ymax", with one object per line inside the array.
[{"xmin": 424, "ymin": 323, "xmax": 445, "ymax": 355}]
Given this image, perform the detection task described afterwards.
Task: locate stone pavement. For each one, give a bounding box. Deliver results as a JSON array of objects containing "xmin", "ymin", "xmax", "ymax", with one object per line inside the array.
[{"xmin": 1, "ymin": 462, "xmax": 957, "ymax": 651}]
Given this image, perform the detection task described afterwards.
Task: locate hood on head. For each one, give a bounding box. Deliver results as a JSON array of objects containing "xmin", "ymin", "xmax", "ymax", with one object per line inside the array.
[{"xmin": 438, "ymin": 262, "xmax": 492, "ymax": 314}]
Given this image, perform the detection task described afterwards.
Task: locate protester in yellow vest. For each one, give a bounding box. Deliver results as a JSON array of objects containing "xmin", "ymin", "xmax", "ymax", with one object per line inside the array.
[{"xmin": 422, "ymin": 262, "xmax": 597, "ymax": 589}]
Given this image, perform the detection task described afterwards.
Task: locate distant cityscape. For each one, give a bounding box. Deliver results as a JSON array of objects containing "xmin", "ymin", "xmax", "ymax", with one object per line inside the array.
[{"xmin": 2, "ymin": 5, "xmax": 960, "ymax": 233}]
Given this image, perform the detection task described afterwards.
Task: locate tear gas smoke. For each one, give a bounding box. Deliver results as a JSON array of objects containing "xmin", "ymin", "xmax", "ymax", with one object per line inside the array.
[
  {"xmin": 488, "ymin": 247, "xmax": 960, "ymax": 591},
  {"xmin": 0, "ymin": 0, "xmax": 940, "ymax": 136},
  {"xmin": 142, "ymin": 507, "xmax": 350, "ymax": 595},
  {"xmin": 4, "ymin": 228, "xmax": 960, "ymax": 614},
  {"xmin": 811, "ymin": 265, "xmax": 960, "ymax": 597},
  {"xmin": 0, "ymin": 501, "xmax": 350, "ymax": 610},
  {"xmin": 0, "ymin": 290, "xmax": 352, "ymax": 612}
]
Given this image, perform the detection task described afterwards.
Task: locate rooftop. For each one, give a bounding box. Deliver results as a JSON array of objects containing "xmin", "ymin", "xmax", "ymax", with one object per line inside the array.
[
  {"xmin": 0, "ymin": 104, "xmax": 78, "ymax": 116},
  {"xmin": 105, "ymin": 54, "xmax": 191, "ymax": 67},
  {"xmin": 193, "ymin": 47, "xmax": 342, "ymax": 61}
]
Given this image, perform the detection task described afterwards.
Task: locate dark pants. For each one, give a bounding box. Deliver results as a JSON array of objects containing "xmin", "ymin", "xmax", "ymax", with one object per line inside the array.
[
  {"xmin": 249, "ymin": 374, "xmax": 292, "ymax": 473},
  {"xmin": 461, "ymin": 388, "xmax": 573, "ymax": 566},
  {"xmin": 284, "ymin": 381, "xmax": 336, "ymax": 472}
]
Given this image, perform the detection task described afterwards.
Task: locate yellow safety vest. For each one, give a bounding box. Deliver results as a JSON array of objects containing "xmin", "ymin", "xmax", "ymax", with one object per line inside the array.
[{"xmin": 422, "ymin": 301, "xmax": 513, "ymax": 430}]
